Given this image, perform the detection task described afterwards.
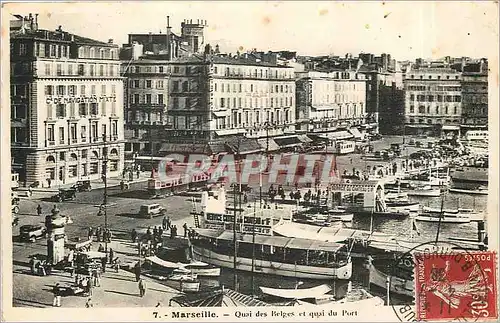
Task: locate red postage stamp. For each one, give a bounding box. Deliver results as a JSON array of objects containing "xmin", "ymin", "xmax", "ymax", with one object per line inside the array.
[{"xmin": 414, "ymin": 251, "xmax": 497, "ymax": 321}]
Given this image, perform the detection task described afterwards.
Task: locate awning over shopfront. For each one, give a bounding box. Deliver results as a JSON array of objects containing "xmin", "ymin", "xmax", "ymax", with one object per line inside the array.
[
  {"xmin": 297, "ymin": 135, "xmax": 313, "ymax": 144},
  {"xmin": 159, "ymin": 143, "xmax": 219, "ymax": 155},
  {"xmin": 442, "ymin": 125, "xmax": 460, "ymax": 131},
  {"xmin": 273, "ymin": 136, "xmax": 303, "ymax": 148},
  {"xmin": 225, "ymin": 137, "xmax": 262, "ymax": 155},
  {"xmin": 215, "ymin": 129, "xmax": 246, "ymax": 136},
  {"xmin": 405, "ymin": 124, "xmax": 433, "ymax": 128},
  {"xmin": 348, "ymin": 127, "xmax": 363, "ymax": 139},
  {"xmin": 257, "ymin": 138, "xmax": 280, "ymax": 152},
  {"xmin": 212, "ymin": 111, "xmax": 227, "ymax": 118}
]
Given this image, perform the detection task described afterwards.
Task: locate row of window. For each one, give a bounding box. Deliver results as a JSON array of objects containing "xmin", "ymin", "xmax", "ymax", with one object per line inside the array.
[
  {"xmin": 77, "ymin": 46, "xmax": 118, "ymax": 60},
  {"xmin": 408, "ymin": 118, "xmax": 460, "ymax": 124},
  {"xmin": 215, "ymin": 96, "xmax": 295, "ymax": 109},
  {"xmin": 312, "ymin": 94, "xmax": 365, "ymax": 105},
  {"xmin": 211, "ymin": 82, "xmax": 294, "ymax": 94},
  {"xmin": 213, "ymin": 110, "xmax": 293, "ymax": 130},
  {"xmin": 45, "ymin": 121, "xmax": 119, "ymax": 145},
  {"xmin": 130, "ymin": 93, "xmax": 164, "ymax": 105},
  {"xmin": 406, "ymin": 85, "xmax": 461, "ymax": 91},
  {"xmin": 41, "ymin": 62, "xmax": 119, "ymax": 77},
  {"xmin": 47, "ymin": 102, "xmax": 117, "ymax": 119},
  {"xmin": 406, "ymin": 74, "xmax": 460, "ymax": 80},
  {"xmin": 213, "ymin": 66, "xmax": 294, "ymax": 79},
  {"xmin": 313, "ymin": 82, "xmax": 363, "ymax": 92},
  {"xmin": 130, "ymin": 79, "xmax": 165, "ymax": 89},
  {"xmin": 408, "ymin": 105, "xmax": 460, "ymax": 115},
  {"xmin": 44, "ymin": 84, "xmax": 117, "ymax": 96},
  {"xmin": 408, "ymin": 94, "xmax": 461, "ymax": 102}
]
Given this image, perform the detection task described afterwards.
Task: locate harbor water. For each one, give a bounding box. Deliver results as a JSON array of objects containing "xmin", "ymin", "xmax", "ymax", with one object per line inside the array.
[{"xmin": 198, "ymin": 192, "xmax": 488, "ymax": 304}]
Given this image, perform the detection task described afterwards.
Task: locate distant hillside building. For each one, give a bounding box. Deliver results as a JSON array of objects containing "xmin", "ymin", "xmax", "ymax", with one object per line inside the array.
[{"xmin": 10, "ymin": 14, "xmax": 125, "ymax": 187}]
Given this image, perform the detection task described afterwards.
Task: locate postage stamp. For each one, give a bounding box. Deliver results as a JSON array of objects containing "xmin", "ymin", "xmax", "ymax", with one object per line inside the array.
[{"xmin": 414, "ymin": 251, "xmax": 497, "ymax": 321}]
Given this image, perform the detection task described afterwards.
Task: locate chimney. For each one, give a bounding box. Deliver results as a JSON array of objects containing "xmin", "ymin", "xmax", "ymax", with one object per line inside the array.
[
  {"xmin": 167, "ymin": 16, "xmax": 170, "ymax": 28},
  {"xmin": 108, "ymin": 39, "xmax": 114, "ymax": 44},
  {"xmin": 34, "ymin": 13, "xmax": 39, "ymax": 30}
]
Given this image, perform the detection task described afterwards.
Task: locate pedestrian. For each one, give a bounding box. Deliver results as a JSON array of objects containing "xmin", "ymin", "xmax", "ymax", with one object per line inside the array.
[
  {"xmin": 106, "ymin": 228, "xmax": 112, "ymax": 242},
  {"xmin": 93, "ymin": 269, "xmax": 101, "ymax": 287},
  {"xmin": 138, "ymin": 241, "xmax": 142, "ymax": 257},
  {"xmin": 131, "ymin": 228, "xmax": 137, "ymax": 243},
  {"xmin": 29, "ymin": 257, "xmax": 36, "ymax": 275},
  {"xmin": 67, "ymin": 249, "xmax": 75, "ymax": 276},
  {"xmin": 52, "ymin": 283, "xmax": 61, "ymax": 307},
  {"xmin": 101, "ymin": 257, "xmax": 107, "ymax": 274},
  {"xmin": 102, "ymin": 230, "xmax": 107, "ymax": 243},
  {"xmin": 36, "ymin": 204, "xmax": 42, "ymax": 216},
  {"xmin": 85, "ymin": 296, "xmax": 93, "ymax": 308},
  {"xmin": 47, "ymin": 178, "xmax": 52, "ymax": 188},
  {"xmin": 134, "ymin": 261, "xmax": 141, "ymax": 282},
  {"xmin": 158, "ymin": 227, "xmax": 163, "ymax": 238},
  {"xmin": 153, "ymin": 226, "xmax": 158, "ymax": 239},
  {"xmin": 88, "ymin": 227, "xmax": 93, "ymax": 241},
  {"xmin": 98, "ymin": 244, "xmax": 104, "ymax": 253},
  {"xmin": 96, "ymin": 227, "xmax": 101, "ymax": 242},
  {"xmin": 87, "ymin": 276, "xmax": 93, "ymax": 296},
  {"xmin": 138, "ymin": 278, "xmax": 146, "ymax": 297},
  {"xmin": 166, "ymin": 216, "xmax": 171, "ymax": 230},
  {"xmin": 162, "ymin": 216, "xmax": 167, "ymax": 230},
  {"xmin": 183, "ymin": 223, "xmax": 188, "ymax": 238},
  {"xmin": 146, "ymin": 227, "xmax": 152, "ymax": 242},
  {"xmin": 109, "ymin": 248, "xmax": 114, "ymax": 264}
]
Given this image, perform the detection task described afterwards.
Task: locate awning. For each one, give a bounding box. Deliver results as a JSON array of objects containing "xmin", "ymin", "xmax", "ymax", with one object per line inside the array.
[
  {"xmin": 405, "ymin": 124, "xmax": 433, "ymax": 128},
  {"xmin": 348, "ymin": 127, "xmax": 363, "ymax": 139},
  {"xmin": 311, "ymin": 105, "xmax": 335, "ymax": 111},
  {"xmin": 297, "ymin": 135, "xmax": 313, "ymax": 143},
  {"xmin": 257, "ymin": 138, "xmax": 280, "ymax": 152},
  {"xmin": 319, "ymin": 131, "xmax": 354, "ymax": 140},
  {"xmin": 442, "ymin": 125, "xmax": 460, "ymax": 131},
  {"xmin": 215, "ymin": 129, "xmax": 246, "ymax": 136},
  {"xmin": 212, "ymin": 111, "xmax": 227, "ymax": 118},
  {"xmin": 274, "ymin": 136, "xmax": 303, "ymax": 148},
  {"xmin": 159, "ymin": 143, "xmax": 215, "ymax": 154},
  {"xmin": 224, "ymin": 137, "xmax": 262, "ymax": 155}
]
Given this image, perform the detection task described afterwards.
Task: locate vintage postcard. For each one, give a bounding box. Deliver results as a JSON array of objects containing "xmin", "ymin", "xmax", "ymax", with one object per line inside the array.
[{"xmin": 1, "ymin": 1, "xmax": 499, "ymax": 322}]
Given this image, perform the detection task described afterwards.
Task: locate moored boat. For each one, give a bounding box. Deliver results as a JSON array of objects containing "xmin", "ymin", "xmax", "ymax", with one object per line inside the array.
[
  {"xmin": 415, "ymin": 214, "xmax": 471, "ymax": 224},
  {"xmin": 191, "ymin": 228, "xmax": 353, "ymax": 280},
  {"xmin": 366, "ymin": 260, "xmax": 413, "ymax": 298},
  {"xmin": 406, "ymin": 185, "xmax": 441, "ymax": 197},
  {"xmin": 448, "ymin": 186, "xmax": 488, "ymax": 195}
]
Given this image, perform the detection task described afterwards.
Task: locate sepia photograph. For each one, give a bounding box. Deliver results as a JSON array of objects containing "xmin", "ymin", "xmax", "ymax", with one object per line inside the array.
[{"xmin": 1, "ymin": 1, "xmax": 498, "ymax": 322}]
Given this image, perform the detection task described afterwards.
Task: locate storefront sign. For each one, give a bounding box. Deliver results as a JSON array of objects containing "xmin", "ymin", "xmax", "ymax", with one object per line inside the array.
[{"xmin": 46, "ymin": 95, "xmax": 117, "ymax": 105}]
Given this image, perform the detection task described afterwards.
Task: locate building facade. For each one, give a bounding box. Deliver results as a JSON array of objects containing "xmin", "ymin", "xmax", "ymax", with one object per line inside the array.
[
  {"xmin": 10, "ymin": 14, "xmax": 125, "ymax": 187},
  {"xmin": 403, "ymin": 67, "xmax": 462, "ymax": 136},
  {"xmin": 153, "ymin": 54, "xmax": 297, "ymax": 156},
  {"xmin": 461, "ymin": 60, "xmax": 488, "ymax": 131},
  {"xmin": 295, "ymin": 71, "xmax": 367, "ymax": 135},
  {"xmin": 122, "ymin": 60, "xmax": 170, "ymax": 156}
]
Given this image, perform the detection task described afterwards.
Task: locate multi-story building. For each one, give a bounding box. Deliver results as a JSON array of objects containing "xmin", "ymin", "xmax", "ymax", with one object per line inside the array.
[
  {"xmin": 295, "ymin": 70, "xmax": 367, "ymax": 137},
  {"xmin": 10, "ymin": 14, "xmax": 125, "ymax": 187},
  {"xmin": 461, "ymin": 60, "xmax": 488, "ymax": 132},
  {"xmin": 122, "ymin": 59, "xmax": 170, "ymax": 156},
  {"xmin": 121, "ymin": 17, "xmax": 208, "ymax": 160},
  {"xmin": 155, "ymin": 54, "xmax": 297, "ymax": 156},
  {"xmin": 403, "ymin": 67, "xmax": 462, "ymax": 137}
]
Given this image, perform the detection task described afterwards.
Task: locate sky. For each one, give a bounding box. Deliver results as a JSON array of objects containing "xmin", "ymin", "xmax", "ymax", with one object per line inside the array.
[{"xmin": 4, "ymin": 1, "xmax": 499, "ymax": 61}]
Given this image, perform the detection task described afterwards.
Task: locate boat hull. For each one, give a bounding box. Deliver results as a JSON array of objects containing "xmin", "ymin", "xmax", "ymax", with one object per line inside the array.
[
  {"xmin": 192, "ymin": 246, "xmax": 353, "ymax": 280},
  {"xmin": 448, "ymin": 188, "xmax": 488, "ymax": 195},
  {"xmin": 367, "ymin": 263, "xmax": 414, "ymax": 298},
  {"xmin": 416, "ymin": 215, "xmax": 470, "ymax": 224},
  {"xmin": 385, "ymin": 202, "xmax": 420, "ymax": 212},
  {"xmin": 180, "ymin": 280, "xmax": 201, "ymax": 293},
  {"xmin": 406, "ymin": 190, "xmax": 441, "ymax": 197}
]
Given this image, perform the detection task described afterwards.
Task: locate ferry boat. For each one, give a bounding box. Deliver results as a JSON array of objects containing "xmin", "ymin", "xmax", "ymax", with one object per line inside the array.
[{"xmin": 190, "ymin": 186, "xmax": 353, "ymax": 280}]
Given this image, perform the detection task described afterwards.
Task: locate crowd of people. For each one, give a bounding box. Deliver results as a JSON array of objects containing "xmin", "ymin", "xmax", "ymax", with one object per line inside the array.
[{"xmin": 87, "ymin": 226, "xmax": 113, "ymax": 243}]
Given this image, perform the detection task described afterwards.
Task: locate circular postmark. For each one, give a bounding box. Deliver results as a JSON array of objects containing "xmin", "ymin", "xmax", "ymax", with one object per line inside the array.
[{"xmin": 386, "ymin": 240, "xmax": 496, "ymax": 322}]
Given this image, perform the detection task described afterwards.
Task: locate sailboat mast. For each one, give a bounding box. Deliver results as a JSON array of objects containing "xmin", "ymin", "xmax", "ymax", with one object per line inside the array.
[
  {"xmin": 435, "ymin": 190, "xmax": 446, "ymax": 243},
  {"xmin": 233, "ymin": 182, "xmax": 238, "ymax": 291}
]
